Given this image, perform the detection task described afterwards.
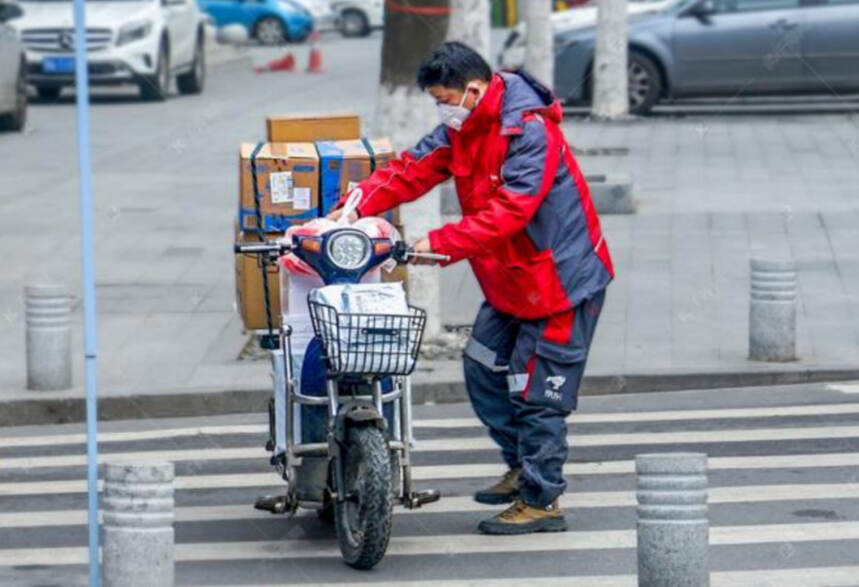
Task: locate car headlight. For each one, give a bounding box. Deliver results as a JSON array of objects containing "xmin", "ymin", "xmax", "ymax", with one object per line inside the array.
[
  {"xmin": 116, "ymin": 20, "xmax": 153, "ymax": 46},
  {"xmin": 326, "ymin": 230, "xmax": 371, "ymax": 270}
]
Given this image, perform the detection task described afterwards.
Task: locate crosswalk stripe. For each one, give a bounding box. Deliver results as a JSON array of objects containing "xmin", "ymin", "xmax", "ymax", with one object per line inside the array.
[
  {"xmin": 1, "ymin": 483, "xmax": 856, "ymax": 528},
  {"xmin": 214, "ymin": 566, "xmax": 859, "ymax": 587},
  {"xmin": 414, "ymin": 402, "xmax": 859, "ymax": 429},
  {"xmin": 4, "ymin": 402, "xmax": 858, "ymax": 449},
  {"xmin": 5, "ymin": 424, "xmax": 858, "ymax": 470},
  {"xmin": 2, "ymin": 521, "xmax": 858, "ymax": 567},
  {"xmin": 3, "ymin": 452, "xmax": 859, "ymax": 496}
]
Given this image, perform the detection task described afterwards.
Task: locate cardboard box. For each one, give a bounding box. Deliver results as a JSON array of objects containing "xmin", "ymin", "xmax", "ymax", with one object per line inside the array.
[
  {"xmin": 239, "ymin": 142, "xmax": 320, "ymax": 232},
  {"xmin": 266, "ymin": 113, "xmax": 361, "ymax": 143},
  {"xmin": 315, "ymin": 137, "xmax": 400, "ymax": 224},
  {"xmin": 316, "ymin": 139, "xmax": 373, "ymax": 217},
  {"xmin": 234, "ymin": 223, "xmax": 282, "ymax": 331}
]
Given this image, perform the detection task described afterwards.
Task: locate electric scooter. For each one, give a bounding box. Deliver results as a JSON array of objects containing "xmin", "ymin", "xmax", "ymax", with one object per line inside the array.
[{"xmin": 234, "ymin": 228, "xmax": 446, "ymax": 569}]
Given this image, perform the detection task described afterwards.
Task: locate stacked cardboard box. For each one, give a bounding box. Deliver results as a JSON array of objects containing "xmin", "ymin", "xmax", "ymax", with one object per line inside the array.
[{"xmin": 235, "ymin": 113, "xmax": 403, "ymax": 332}]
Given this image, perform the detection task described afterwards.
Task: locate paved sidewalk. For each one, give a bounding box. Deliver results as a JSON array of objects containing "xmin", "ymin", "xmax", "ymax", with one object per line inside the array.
[{"xmin": 1, "ymin": 37, "xmax": 858, "ymax": 416}]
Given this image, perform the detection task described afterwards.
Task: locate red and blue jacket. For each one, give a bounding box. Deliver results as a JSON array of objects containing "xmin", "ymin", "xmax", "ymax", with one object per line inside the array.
[{"xmin": 345, "ymin": 71, "xmax": 614, "ymax": 320}]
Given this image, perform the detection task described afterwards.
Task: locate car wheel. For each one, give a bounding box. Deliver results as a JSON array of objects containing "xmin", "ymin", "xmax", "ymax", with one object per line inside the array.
[
  {"xmin": 0, "ymin": 60, "xmax": 27, "ymax": 132},
  {"xmin": 36, "ymin": 86, "xmax": 61, "ymax": 101},
  {"xmin": 627, "ymin": 52, "xmax": 661, "ymax": 115},
  {"xmin": 340, "ymin": 9, "xmax": 369, "ymax": 38},
  {"xmin": 177, "ymin": 32, "xmax": 205, "ymax": 95},
  {"xmin": 255, "ymin": 16, "xmax": 286, "ymax": 45},
  {"xmin": 140, "ymin": 41, "xmax": 170, "ymax": 102}
]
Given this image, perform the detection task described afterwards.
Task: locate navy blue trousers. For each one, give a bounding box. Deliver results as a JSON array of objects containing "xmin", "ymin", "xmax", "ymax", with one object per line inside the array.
[{"xmin": 463, "ymin": 291, "xmax": 605, "ymax": 508}]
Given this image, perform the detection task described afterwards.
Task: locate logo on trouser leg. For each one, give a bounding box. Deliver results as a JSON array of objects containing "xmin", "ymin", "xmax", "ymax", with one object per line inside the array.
[
  {"xmin": 546, "ymin": 375, "xmax": 566, "ymax": 390},
  {"xmin": 544, "ymin": 376, "xmax": 566, "ymax": 401}
]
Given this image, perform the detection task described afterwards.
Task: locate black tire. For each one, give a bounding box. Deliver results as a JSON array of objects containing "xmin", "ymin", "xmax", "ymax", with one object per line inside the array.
[
  {"xmin": 177, "ymin": 32, "xmax": 205, "ymax": 95},
  {"xmin": 627, "ymin": 52, "xmax": 662, "ymax": 115},
  {"xmin": 255, "ymin": 16, "xmax": 286, "ymax": 45},
  {"xmin": 140, "ymin": 41, "xmax": 170, "ymax": 102},
  {"xmin": 36, "ymin": 86, "xmax": 61, "ymax": 101},
  {"xmin": 0, "ymin": 60, "xmax": 27, "ymax": 132},
  {"xmin": 340, "ymin": 9, "xmax": 369, "ymax": 38},
  {"xmin": 334, "ymin": 426, "xmax": 392, "ymax": 570}
]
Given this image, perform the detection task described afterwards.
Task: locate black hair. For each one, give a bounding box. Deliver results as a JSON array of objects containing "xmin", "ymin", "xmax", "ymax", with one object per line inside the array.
[{"xmin": 416, "ymin": 41, "xmax": 493, "ymax": 90}]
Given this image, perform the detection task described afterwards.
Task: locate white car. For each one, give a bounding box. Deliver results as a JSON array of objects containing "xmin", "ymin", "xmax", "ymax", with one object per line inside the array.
[
  {"xmin": 498, "ymin": 0, "xmax": 675, "ymax": 69},
  {"xmin": 291, "ymin": 0, "xmax": 339, "ymax": 32},
  {"xmin": 12, "ymin": 0, "xmax": 208, "ymax": 102},
  {"xmin": 0, "ymin": 0, "xmax": 26, "ymax": 130},
  {"xmin": 332, "ymin": 0, "xmax": 382, "ymax": 37}
]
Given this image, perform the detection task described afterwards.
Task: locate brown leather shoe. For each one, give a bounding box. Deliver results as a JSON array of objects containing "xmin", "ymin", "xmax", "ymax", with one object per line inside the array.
[
  {"xmin": 473, "ymin": 468, "xmax": 521, "ymax": 505},
  {"xmin": 477, "ymin": 499, "xmax": 567, "ymax": 535}
]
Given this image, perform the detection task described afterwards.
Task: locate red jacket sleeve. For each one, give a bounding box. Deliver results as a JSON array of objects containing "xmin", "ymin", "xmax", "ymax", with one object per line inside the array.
[
  {"xmin": 336, "ymin": 125, "xmax": 453, "ymax": 218},
  {"xmin": 428, "ymin": 118, "xmax": 560, "ymax": 263}
]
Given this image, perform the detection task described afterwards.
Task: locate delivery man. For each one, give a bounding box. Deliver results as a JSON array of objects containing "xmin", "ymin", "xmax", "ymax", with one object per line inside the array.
[{"xmin": 329, "ymin": 41, "xmax": 614, "ymax": 535}]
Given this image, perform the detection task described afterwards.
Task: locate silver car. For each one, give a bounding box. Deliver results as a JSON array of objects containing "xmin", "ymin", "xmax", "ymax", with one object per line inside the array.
[
  {"xmin": 0, "ymin": 0, "xmax": 26, "ymax": 131},
  {"xmin": 547, "ymin": 0, "xmax": 859, "ymax": 114}
]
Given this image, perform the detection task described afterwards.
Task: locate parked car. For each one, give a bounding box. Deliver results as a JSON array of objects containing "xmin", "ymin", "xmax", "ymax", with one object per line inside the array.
[
  {"xmin": 198, "ymin": 0, "xmax": 313, "ymax": 45},
  {"xmin": 499, "ymin": 0, "xmax": 674, "ymax": 70},
  {"xmin": 332, "ymin": 0, "xmax": 382, "ymax": 37},
  {"xmin": 292, "ymin": 0, "xmax": 338, "ymax": 31},
  {"xmin": 11, "ymin": 0, "xmax": 208, "ymax": 102},
  {"xmin": 502, "ymin": 0, "xmax": 859, "ymax": 114},
  {"xmin": 0, "ymin": 0, "xmax": 26, "ymax": 131}
]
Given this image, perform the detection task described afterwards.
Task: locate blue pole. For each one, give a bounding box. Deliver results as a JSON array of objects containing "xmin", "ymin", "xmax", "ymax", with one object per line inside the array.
[{"xmin": 71, "ymin": 0, "xmax": 101, "ymax": 585}]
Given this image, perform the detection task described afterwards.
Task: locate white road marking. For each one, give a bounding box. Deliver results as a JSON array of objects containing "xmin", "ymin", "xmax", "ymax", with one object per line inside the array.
[
  {"xmin": 1, "ymin": 483, "xmax": 856, "ymax": 528},
  {"xmin": 3, "ymin": 452, "xmax": 859, "ymax": 496},
  {"xmin": 213, "ymin": 566, "xmax": 859, "ymax": 587},
  {"xmin": 414, "ymin": 402, "xmax": 859, "ymax": 428},
  {"xmin": 212, "ymin": 566, "xmax": 859, "ymax": 587},
  {"xmin": 1, "ymin": 522, "xmax": 858, "ymax": 566},
  {"xmin": 5, "ymin": 425, "xmax": 859, "ymax": 470},
  {"xmin": 4, "ymin": 401, "xmax": 859, "ymax": 449},
  {"xmin": 828, "ymin": 383, "xmax": 859, "ymax": 395}
]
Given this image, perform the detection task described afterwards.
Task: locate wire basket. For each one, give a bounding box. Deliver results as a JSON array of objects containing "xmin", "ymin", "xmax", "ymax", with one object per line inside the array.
[{"xmin": 308, "ymin": 300, "xmax": 427, "ymax": 376}]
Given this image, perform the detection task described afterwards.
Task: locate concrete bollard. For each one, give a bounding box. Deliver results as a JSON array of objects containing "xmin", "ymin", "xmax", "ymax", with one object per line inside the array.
[
  {"xmin": 102, "ymin": 462, "xmax": 175, "ymax": 587},
  {"xmin": 636, "ymin": 453, "xmax": 709, "ymax": 587},
  {"xmin": 749, "ymin": 259, "xmax": 797, "ymax": 362},
  {"xmin": 25, "ymin": 284, "xmax": 72, "ymax": 390}
]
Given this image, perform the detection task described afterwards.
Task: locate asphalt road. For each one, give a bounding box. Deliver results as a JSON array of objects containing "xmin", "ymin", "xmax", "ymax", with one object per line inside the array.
[{"xmin": 2, "ymin": 382, "xmax": 859, "ymax": 585}]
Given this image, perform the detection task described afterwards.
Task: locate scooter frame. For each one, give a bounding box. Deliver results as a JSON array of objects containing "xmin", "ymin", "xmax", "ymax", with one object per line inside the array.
[{"xmin": 266, "ymin": 323, "xmax": 428, "ymax": 515}]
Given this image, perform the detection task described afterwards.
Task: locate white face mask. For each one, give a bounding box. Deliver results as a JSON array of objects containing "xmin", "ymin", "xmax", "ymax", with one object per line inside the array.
[{"xmin": 437, "ymin": 86, "xmax": 476, "ymax": 131}]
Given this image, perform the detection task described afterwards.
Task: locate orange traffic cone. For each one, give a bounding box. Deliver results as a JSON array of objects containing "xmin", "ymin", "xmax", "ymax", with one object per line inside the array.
[
  {"xmin": 307, "ymin": 31, "xmax": 322, "ymax": 73},
  {"xmin": 254, "ymin": 52, "xmax": 295, "ymax": 73}
]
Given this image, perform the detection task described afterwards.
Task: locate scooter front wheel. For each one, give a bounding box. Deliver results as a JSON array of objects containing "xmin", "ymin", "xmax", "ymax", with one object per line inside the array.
[{"xmin": 335, "ymin": 425, "xmax": 392, "ymax": 569}]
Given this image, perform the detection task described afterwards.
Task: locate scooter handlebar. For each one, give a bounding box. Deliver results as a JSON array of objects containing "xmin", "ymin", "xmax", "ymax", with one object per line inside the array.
[
  {"xmin": 233, "ymin": 241, "xmax": 291, "ymax": 255},
  {"xmin": 391, "ymin": 241, "xmax": 451, "ymax": 264}
]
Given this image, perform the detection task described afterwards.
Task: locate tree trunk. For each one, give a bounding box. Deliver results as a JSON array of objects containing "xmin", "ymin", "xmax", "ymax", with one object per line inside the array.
[
  {"xmin": 374, "ymin": 0, "xmax": 450, "ymax": 339},
  {"xmin": 591, "ymin": 0, "xmax": 629, "ymax": 119},
  {"xmin": 524, "ymin": 0, "xmax": 554, "ymax": 88},
  {"xmin": 447, "ymin": 0, "xmax": 490, "ymax": 62}
]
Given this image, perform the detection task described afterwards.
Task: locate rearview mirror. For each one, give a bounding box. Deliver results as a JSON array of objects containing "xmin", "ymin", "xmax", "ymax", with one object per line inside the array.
[{"xmin": 0, "ymin": 1, "xmax": 24, "ymax": 22}]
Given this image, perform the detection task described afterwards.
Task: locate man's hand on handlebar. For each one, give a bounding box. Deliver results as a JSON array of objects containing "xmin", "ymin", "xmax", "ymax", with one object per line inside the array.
[
  {"xmin": 410, "ymin": 237, "xmax": 439, "ymax": 265},
  {"xmin": 325, "ymin": 208, "xmax": 358, "ymax": 223}
]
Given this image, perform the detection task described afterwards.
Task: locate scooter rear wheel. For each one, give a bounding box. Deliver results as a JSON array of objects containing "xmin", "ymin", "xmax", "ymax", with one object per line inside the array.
[{"xmin": 335, "ymin": 425, "xmax": 392, "ymax": 569}]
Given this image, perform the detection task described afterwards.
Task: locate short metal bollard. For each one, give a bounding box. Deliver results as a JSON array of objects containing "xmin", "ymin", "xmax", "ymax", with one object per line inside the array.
[
  {"xmin": 636, "ymin": 453, "xmax": 709, "ymax": 587},
  {"xmin": 25, "ymin": 284, "xmax": 72, "ymax": 390},
  {"xmin": 749, "ymin": 259, "xmax": 797, "ymax": 362},
  {"xmin": 102, "ymin": 462, "xmax": 175, "ymax": 587}
]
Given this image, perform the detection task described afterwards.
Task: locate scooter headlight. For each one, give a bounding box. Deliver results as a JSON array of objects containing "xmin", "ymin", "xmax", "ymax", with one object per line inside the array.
[{"xmin": 326, "ymin": 230, "xmax": 371, "ymax": 270}]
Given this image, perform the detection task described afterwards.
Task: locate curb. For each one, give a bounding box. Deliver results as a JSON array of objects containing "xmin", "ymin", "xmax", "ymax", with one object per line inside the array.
[{"xmin": 3, "ymin": 366, "xmax": 859, "ymax": 427}]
